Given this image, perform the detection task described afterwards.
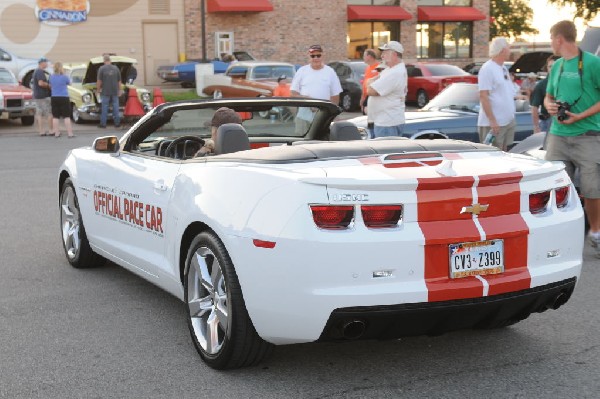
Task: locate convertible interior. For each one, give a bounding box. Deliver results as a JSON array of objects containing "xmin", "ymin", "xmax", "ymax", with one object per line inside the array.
[{"xmin": 126, "ymin": 98, "xmax": 352, "ymax": 160}]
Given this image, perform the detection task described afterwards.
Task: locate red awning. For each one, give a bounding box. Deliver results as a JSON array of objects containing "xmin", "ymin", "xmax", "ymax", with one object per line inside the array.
[
  {"xmin": 417, "ymin": 6, "xmax": 486, "ymax": 22},
  {"xmin": 347, "ymin": 5, "xmax": 412, "ymax": 21},
  {"xmin": 207, "ymin": 0, "xmax": 273, "ymax": 13}
]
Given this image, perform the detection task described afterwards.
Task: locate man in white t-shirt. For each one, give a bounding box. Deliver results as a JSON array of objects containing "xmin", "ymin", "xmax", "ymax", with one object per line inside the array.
[
  {"xmin": 366, "ymin": 41, "xmax": 407, "ymax": 137},
  {"xmin": 477, "ymin": 37, "xmax": 517, "ymax": 150},
  {"xmin": 290, "ymin": 44, "xmax": 342, "ymax": 134}
]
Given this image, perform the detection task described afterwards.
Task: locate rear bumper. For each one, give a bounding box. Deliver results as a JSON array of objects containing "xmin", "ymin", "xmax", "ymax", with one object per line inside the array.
[{"xmin": 319, "ymin": 277, "xmax": 577, "ymax": 341}]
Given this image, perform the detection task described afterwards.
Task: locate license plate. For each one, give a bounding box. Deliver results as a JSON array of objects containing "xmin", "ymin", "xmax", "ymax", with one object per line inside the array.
[{"xmin": 449, "ymin": 239, "xmax": 504, "ymax": 279}]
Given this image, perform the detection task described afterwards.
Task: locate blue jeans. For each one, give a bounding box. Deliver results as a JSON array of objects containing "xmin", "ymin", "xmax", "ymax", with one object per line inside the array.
[
  {"xmin": 100, "ymin": 94, "xmax": 120, "ymax": 126},
  {"xmin": 539, "ymin": 117, "xmax": 552, "ymax": 133},
  {"xmin": 374, "ymin": 124, "xmax": 404, "ymax": 138}
]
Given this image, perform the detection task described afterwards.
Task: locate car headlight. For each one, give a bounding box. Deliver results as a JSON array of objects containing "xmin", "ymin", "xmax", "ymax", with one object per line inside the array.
[
  {"xmin": 82, "ymin": 93, "xmax": 92, "ymax": 104},
  {"xmin": 141, "ymin": 92, "xmax": 151, "ymax": 102},
  {"xmin": 24, "ymin": 99, "xmax": 34, "ymax": 107}
]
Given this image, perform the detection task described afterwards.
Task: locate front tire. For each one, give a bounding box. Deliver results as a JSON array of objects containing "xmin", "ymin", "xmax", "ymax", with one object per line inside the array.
[
  {"xmin": 184, "ymin": 232, "xmax": 273, "ymax": 369},
  {"xmin": 71, "ymin": 103, "xmax": 83, "ymax": 124},
  {"xmin": 59, "ymin": 178, "xmax": 105, "ymax": 268}
]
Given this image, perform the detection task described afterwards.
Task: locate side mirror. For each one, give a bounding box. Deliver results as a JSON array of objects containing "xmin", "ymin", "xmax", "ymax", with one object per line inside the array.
[{"xmin": 93, "ymin": 136, "xmax": 120, "ymax": 155}]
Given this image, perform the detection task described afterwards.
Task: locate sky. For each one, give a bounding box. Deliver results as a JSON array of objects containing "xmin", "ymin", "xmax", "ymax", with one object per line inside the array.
[{"xmin": 525, "ymin": 0, "xmax": 600, "ymax": 43}]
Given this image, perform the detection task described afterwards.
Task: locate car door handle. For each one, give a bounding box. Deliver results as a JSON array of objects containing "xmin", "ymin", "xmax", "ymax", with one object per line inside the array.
[{"xmin": 154, "ymin": 182, "xmax": 168, "ymax": 191}]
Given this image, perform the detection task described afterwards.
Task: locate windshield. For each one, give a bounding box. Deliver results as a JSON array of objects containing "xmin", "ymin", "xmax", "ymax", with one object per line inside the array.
[
  {"xmin": 250, "ymin": 65, "xmax": 296, "ymax": 80},
  {"xmin": 423, "ymin": 83, "xmax": 480, "ymax": 112},
  {"xmin": 143, "ymin": 105, "xmax": 315, "ymax": 144},
  {"xmin": 70, "ymin": 68, "xmax": 85, "ymax": 84},
  {"xmin": 0, "ymin": 68, "xmax": 17, "ymax": 84},
  {"xmin": 425, "ymin": 64, "xmax": 470, "ymax": 76}
]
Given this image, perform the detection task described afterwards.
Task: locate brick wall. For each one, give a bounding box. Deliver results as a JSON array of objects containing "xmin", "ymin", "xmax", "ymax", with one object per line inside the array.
[
  {"xmin": 183, "ymin": 0, "xmax": 490, "ymax": 66},
  {"xmin": 184, "ymin": 0, "xmax": 348, "ymax": 64}
]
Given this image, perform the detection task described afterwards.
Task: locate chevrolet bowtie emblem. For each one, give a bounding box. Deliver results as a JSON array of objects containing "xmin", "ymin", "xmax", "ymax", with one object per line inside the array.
[{"xmin": 461, "ymin": 203, "xmax": 489, "ymax": 215}]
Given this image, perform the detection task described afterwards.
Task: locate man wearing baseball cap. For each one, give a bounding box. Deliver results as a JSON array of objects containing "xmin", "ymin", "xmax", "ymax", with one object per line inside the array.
[
  {"xmin": 290, "ymin": 44, "xmax": 342, "ymax": 134},
  {"xmin": 32, "ymin": 57, "xmax": 52, "ymax": 136},
  {"xmin": 366, "ymin": 41, "xmax": 407, "ymax": 137}
]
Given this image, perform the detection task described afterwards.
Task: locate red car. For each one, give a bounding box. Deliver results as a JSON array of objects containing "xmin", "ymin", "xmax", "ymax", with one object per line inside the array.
[
  {"xmin": 0, "ymin": 67, "xmax": 35, "ymax": 125},
  {"xmin": 406, "ymin": 63, "xmax": 477, "ymax": 108}
]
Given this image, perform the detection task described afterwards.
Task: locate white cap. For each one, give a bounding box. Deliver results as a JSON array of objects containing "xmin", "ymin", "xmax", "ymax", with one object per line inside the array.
[{"xmin": 378, "ymin": 41, "xmax": 404, "ymax": 54}]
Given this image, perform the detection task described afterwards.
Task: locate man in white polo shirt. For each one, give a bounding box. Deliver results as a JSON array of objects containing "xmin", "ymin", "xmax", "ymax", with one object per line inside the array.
[{"xmin": 366, "ymin": 41, "xmax": 407, "ymax": 137}]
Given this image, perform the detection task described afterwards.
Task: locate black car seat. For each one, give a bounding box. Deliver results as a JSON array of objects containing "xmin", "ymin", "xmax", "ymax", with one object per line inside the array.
[
  {"xmin": 329, "ymin": 121, "xmax": 362, "ymax": 141},
  {"xmin": 214, "ymin": 123, "xmax": 250, "ymax": 154}
]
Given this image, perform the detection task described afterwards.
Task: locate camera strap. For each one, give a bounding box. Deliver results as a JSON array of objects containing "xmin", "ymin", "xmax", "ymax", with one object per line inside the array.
[{"xmin": 555, "ymin": 48, "xmax": 584, "ymax": 107}]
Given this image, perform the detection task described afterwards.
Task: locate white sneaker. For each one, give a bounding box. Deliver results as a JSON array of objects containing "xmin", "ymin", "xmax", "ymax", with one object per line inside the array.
[{"xmin": 588, "ymin": 232, "xmax": 600, "ymax": 257}]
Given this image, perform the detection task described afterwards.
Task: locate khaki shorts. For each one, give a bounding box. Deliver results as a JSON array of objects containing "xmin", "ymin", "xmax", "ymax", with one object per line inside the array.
[
  {"xmin": 33, "ymin": 98, "xmax": 51, "ymax": 117},
  {"xmin": 478, "ymin": 118, "xmax": 516, "ymax": 150},
  {"xmin": 545, "ymin": 132, "xmax": 600, "ymax": 198}
]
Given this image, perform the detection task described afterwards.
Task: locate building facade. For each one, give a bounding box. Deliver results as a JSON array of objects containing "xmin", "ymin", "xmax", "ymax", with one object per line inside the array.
[{"xmin": 0, "ymin": 0, "xmax": 490, "ymax": 86}]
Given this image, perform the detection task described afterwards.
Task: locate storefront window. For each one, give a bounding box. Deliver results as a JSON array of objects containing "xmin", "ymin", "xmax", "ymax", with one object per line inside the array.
[
  {"xmin": 347, "ymin": 21, "xmax": 401, "ymax": 59},
  {"xmin": 417, "ymin": 0, "xmax": 471, "ymax": 5},
  {"xmin": 416, "ymin": 22, "xmax": 472, "ymax": 59}
]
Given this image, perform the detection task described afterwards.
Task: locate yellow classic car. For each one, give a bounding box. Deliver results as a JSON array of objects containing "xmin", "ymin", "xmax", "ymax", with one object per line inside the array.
[{"xmin": 67, "ymin": 56, "xmax": 152, "ymax": 124}]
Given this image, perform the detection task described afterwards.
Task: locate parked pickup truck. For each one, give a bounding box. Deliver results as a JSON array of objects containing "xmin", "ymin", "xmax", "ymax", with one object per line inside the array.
[{"xmin": 0, "ymin": 47, "xmax": 45, "ymax": 88}]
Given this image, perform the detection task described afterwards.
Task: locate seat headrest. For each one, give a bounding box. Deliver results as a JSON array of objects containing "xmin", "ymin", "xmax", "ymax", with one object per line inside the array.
[
  {"xmin": 330, "ymin": 121, "xmax": 362, "ymax": 141},
  {"xmin": 214, "ymin": 123, "xmax": 250, "ymax": 155}
]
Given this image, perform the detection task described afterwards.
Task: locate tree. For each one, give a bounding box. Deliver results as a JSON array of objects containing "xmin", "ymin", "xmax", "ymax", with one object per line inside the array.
[
  {"xmin": 547, "ymin": 0, "xmax": 599, "ymax": 21},
  {"xmin": 490, "ymin": 0, "xmax": 538, "ymax": 40}
]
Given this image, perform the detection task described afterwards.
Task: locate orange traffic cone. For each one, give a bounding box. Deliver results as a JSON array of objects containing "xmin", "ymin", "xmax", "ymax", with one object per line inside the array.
[
  {"xmin": 124, "ymin": 88, "xmax": 145, "ymax": 118},
  {"xmin": 153, "ymin": 87, "xmax": 165, "ymax": 107}
]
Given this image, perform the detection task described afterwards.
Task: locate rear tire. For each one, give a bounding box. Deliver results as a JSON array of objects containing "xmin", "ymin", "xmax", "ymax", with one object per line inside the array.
[
  {"xmin": 22, "ymin": 71, "xmax": 33, "ymax": 88},
  {"xmin": 416, "ymin": 89, "xmax": 429, "ymax": 108},
  {"xmin": 340, "ymin": 92, "xmax": 353, "ymax": 112},
  {"xmin": 59, "ymin": 178, "xmax": 105, "ymax": 268},
  {"xmin": 184, "ymin": 231, "xmax": 273, "ymax": 369}
]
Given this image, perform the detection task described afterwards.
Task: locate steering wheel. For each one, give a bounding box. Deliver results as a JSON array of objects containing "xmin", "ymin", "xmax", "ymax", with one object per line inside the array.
[{"xmin": 164, "ymin": 136, "xmax": 205, "ymax": 159}]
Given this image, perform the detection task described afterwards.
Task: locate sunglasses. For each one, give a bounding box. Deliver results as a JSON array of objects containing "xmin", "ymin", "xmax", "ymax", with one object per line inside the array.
[{"xmin": 309, "ymin": 54, "xmax": 322, "ymax": 58}]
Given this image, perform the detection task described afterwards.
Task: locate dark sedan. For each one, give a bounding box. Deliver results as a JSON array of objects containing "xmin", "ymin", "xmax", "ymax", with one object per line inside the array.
[{"xmin": 328, "ymin": 61, "xmax": 366, "ymax": 112}]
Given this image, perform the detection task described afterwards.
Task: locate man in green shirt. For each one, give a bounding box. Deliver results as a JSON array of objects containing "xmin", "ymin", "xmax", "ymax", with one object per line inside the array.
[{"xmin": 544, "ymin": 20, "xmax": 600, "ymax": 256}]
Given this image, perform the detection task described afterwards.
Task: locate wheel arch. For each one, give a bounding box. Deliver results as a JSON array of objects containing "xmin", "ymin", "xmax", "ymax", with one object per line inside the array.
[
  {"xmin": 179, "ymin": 221, "xmax": 214, "ymax": 284},
  {"xmin": 58, "ymin": 170, "xmax": 71, "ymax": 199}
]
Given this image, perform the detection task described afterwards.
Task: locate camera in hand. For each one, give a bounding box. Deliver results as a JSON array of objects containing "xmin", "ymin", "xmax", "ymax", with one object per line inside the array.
[{"xmin": 556, "ymin": 101, "xmax": 571, "ymax": 121}]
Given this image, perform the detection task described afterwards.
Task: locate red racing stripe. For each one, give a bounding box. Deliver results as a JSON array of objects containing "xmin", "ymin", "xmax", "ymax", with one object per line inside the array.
[
  {"xmin": 417, "ymin": 177, "xmax": 485, "ymax": 302},
  {"xmin": 477, "ymin": 172, "xmax": 530, "ymax": 295},
  {"xmin": 418, "ymin": 172, "xmax": 531, "ymax": 302}
]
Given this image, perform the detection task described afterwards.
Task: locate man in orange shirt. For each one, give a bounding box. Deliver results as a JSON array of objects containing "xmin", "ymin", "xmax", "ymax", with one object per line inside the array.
[
  {"xmin": 361, "ymin": 49, "xmax": 379, "ymax": 114},
  {"xmin": 273, "ymin": 75, "xmax": 291, "ymax": 97}
]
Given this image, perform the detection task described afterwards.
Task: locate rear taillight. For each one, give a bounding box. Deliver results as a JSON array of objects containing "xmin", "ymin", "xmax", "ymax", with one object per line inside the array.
[
  {"xmin": 361, "ymin": 205, "xmax": 403, "ymax": 228},
  {"xmin": 555, "ymin": 186, "xmax": 570, "ymax": 209},
  {"xmin": 529, "ymin": 190, "xmax": 551, "ymax": 214},
  {"xmin": 310, "ymin": 205, "xmax": 354, "ymax": 230}
]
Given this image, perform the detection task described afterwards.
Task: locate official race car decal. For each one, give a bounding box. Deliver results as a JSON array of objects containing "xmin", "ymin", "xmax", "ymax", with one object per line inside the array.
[{"xmin": 93, "ymin": 188, "xmax": 164, "ymax": 235}]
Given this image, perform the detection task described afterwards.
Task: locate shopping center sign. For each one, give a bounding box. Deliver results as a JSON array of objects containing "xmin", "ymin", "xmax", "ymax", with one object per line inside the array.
[{"xmin": 35, "ymin": 0, "xmax": 90, "ymax": 26}]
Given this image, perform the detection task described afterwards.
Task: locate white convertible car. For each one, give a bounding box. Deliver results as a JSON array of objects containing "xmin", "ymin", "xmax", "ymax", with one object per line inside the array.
[{"xmin": 58, "ymin": 98, "xmax": 584, "ymax": 370}]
